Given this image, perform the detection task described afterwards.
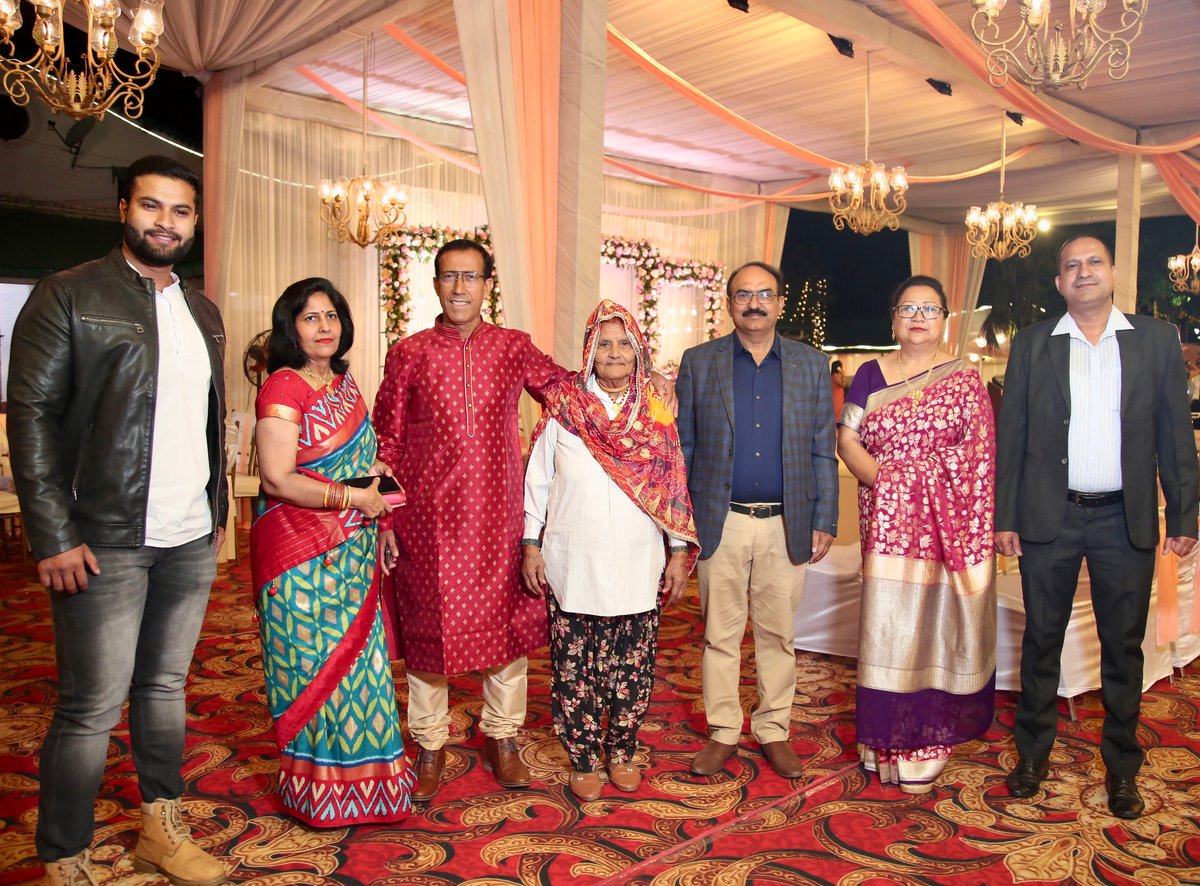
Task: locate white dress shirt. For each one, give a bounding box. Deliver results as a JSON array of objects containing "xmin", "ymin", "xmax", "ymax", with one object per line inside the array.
[
  {"xmin": 524, "ymin": 378, "xmax": 681, "ymax": 616},
  {"xmin": 1053, "ymin": 305, "xmax": 1130, "ymax": 493},
  {"xmin": 142, "ymin": 272, "xmax": 213, "ymax": 547}
]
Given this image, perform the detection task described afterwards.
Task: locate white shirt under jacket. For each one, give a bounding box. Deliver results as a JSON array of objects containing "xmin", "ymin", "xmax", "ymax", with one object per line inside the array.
[
  {"xmin": 143, "ymin": 271, "xmax": 213, "ymax": 547},
  {"xmin": 1053, "ymin": 304, "xmax": 1129, "ymax": 494},
  {"xmin": 523, "ymin": 378, "xmax": 682, "ymax": 617}
]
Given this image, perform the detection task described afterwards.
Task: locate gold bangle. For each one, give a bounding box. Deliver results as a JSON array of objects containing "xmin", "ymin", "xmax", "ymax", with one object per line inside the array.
[
  {"xmin": 341, "ymin": 484, "xmax": 352, "ymax": 510},
  {"xmin": 322, "ymin": 482, "xmax": 333, "ymax": 509}
]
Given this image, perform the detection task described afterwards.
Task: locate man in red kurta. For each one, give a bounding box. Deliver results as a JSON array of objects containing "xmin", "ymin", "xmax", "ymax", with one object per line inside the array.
[{"xmin": 374, "ymin": 239, "xmax": 567, "ymax": 801}]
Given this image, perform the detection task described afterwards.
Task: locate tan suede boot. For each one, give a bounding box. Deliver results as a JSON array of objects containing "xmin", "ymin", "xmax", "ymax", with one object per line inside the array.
[
  {"xmin": 43, "ymin": 850, "xmax": 99, "ymax": 886},
  {"xmin": 133, "ymin": 798, "xmax": 228, "ymax": 886}
]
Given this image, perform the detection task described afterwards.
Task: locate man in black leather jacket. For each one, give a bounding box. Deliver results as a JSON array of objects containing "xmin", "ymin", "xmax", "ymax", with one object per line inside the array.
[{"xmin": 9, "ymin": 155, "xmax": 230, "ymax": 886}]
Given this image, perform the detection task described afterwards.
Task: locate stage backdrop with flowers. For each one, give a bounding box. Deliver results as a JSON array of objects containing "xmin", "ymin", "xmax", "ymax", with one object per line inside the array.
[{"xmin": 379, "ymin": 227, "xmax": 723, "ymax": 367}]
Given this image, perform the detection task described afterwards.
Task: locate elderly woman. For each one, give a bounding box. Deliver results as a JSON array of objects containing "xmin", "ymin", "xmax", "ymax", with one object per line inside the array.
[
  {"xmin": 251, "ymin": 277, "xmax": 414, "ymax": 824},
  {"xmin": 522, "ymin": 300, "xmax": 698, "ymax": 801},
  {"xmin": 836, "ymin": 275, "xmax": 996, "ymax": 794}
]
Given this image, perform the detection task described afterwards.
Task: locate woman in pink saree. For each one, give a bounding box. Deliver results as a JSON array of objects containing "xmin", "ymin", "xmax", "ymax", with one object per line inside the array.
[{"xmin": 837, "ymin": 275, "xmax": 996, "ymax": 794}]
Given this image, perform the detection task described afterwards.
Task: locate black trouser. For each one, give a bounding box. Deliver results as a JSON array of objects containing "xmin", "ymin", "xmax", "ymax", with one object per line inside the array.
[{"xmin": 1014, "ymin": 499, "xmax": 1155, "ymax": 776}]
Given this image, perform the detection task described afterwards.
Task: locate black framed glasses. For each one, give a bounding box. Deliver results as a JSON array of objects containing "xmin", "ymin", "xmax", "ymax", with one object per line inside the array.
[
  {"xmin": 437, "ymin": 271, "xmax": 485, "ymax": 285},
  {"xmin": 731, "ymin": 289, "xmax": 778, "ymax": 304},
  {"xmin": 893, "ymin": 304, "xmax": 947, "ymax": 319}
]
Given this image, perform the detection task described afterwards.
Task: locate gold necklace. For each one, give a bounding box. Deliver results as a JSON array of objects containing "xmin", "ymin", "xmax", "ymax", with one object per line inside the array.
[
  {"xmin": 896, "ymin": 350, "xmax": 938, "ymax": 403},
  {"xmin": 299, "ymin": 364, "xmax": 334, "ymax": 387}
]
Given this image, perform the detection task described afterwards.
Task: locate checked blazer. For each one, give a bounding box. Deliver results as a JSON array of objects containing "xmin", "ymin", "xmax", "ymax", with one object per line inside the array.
[{"xmin": 676, "ymin": 332, "xmax": 839, "ymax": 564}]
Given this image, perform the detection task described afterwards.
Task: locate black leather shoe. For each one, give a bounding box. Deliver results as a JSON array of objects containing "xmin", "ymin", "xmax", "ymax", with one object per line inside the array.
[
  {"xmin": 1106, "ymin": 774, "xmax": 1144, "ymax": 820},
  {"xmin": 1005, "ymin": 756, "xmax": 1049, "ymax": 798}
]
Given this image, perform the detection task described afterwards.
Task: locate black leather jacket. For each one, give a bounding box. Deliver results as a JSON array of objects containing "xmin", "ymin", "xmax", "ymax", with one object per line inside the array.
[{"xmin": 8, "ymin": 246, "xmax": 229, "ymax": 560}]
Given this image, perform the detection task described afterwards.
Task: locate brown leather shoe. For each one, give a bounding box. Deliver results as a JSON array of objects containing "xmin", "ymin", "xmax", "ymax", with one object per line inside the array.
[
  {"xmin": 762, "ymin": 740, "xmax": 804, "ymax": 778},
  {"xmin": 569, "ymin": 770, "xmax": 602, "ymax": 801},
  {"xmin": 691, "ymin": 738, "xmax": 739, "ymax": 775},
  {"xmin": 607, "ymin": 762, "xmax": 642, "ymax": 792},
  {"xmin": 411, "ymin": 747, "xmax": 446, "ymax": 802},
  {"xmin": 482, "ymin": 737, "xmax": 531, "ymax": 788}
]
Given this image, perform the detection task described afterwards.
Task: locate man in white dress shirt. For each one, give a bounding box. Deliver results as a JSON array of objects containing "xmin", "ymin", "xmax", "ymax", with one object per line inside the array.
[
  {"xmin": 994, "ymin": 235, "xmax": 1198, "ymax": 819},
  {"xmin": 9, "ymin": 156, "xmax": 229, "ymax": 885}
]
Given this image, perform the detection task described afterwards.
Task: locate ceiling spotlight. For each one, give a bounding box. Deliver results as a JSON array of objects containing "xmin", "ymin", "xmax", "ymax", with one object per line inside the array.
[
  {"xmin": 1006, "ymin": 111, "xmax": 1025, "ymax": 126},
  {"xmin": 926, "ymin": 78, "xmax": 953, "ymax": 96},
  {"xmin": 727, "ymin": 0, "xmax": 750, "ymax": 12},
  {"xmin": 828, "ymin": 35, "xmax": 854, "ymax": 58}
]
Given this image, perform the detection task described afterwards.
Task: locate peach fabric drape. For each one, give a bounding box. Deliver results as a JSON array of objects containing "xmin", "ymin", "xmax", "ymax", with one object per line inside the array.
[{"xmin": 510, "ymin": 0, "xmax": 560, "ymax": 355}]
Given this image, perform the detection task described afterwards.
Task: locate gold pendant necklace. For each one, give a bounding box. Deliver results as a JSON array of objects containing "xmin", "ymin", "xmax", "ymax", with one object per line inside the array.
[
  {"xmin": 896, "ymin": 350, "xmax": 938, "ymax": 403},
  {"xmin": 299, "ymin": 364, "xmax": 334, "ymax": 387}
]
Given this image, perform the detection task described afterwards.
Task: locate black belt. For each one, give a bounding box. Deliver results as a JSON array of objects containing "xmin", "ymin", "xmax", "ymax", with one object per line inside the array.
[
  {"xmin": 1067, "ymin": 489, "xmax": 1123, "ymax": 507},
  {"xmin": 730, "ymin": 502, "xmax": 783, "ymax": 518}
]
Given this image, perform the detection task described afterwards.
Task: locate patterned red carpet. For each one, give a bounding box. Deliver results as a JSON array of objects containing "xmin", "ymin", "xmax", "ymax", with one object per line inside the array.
[{"xmin": 2, "ymin": 537, "xmax": 1200, "ymax": 885}]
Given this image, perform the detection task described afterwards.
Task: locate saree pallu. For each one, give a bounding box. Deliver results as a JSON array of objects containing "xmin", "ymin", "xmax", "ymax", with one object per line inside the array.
[
  {"xmin": 843, "ymin": 361, "xmax": 996, "ymax": 791},
  {"xmin": 251, "ymin": 371, "xmax": 414, "ymax": 826}
]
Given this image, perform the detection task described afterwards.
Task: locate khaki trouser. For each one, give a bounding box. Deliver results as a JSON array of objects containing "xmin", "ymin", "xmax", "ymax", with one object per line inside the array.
[
  {"xmin": 697, "ymin": 510, "xmax": 806, "ymax": 744},
  {"xmin": 406, "ymin": 656, "xmax": 528, "ymax": 750}
]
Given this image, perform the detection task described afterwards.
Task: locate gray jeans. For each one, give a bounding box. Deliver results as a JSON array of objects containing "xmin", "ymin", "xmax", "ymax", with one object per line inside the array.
[{"xmin": 36, "ymin": 535, "xmax": 217, "ymax": 860}]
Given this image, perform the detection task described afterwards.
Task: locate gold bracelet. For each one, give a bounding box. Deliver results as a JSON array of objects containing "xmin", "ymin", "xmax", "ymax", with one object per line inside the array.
[
  {"xmin": 341, "ymin": 484, "xmax": 352, "ymax": 510},
  {"xmin": 322, "ymin": 482, "xmax": 333, "ymax": 509}
]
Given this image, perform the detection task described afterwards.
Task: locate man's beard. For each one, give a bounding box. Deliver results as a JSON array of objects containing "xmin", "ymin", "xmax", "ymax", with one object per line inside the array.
[{"xmin": 123, "ymin": 224, "xmax": 193, "ymax": 268}]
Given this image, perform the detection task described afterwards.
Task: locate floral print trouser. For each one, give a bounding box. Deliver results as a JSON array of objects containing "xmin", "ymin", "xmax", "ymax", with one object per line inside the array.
[{"xmin": 547, "ymin": 593, "xmax": 660, "ymax": 773}]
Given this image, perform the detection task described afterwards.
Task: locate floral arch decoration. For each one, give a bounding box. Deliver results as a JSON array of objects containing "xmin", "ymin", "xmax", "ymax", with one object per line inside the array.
[{"xmin": 379, "ymin": 229, "xmax": 723, "ymax": 353}]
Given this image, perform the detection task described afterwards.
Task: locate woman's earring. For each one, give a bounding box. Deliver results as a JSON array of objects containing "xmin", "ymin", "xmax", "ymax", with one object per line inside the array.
[{"xmin": 891, "ymin": 328, "xmax": 896, "ymax": 342}]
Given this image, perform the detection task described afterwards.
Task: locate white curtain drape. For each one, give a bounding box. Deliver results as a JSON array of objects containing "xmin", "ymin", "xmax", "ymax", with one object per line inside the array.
[
  {"xmin": 226, "ymin": 108, "xmax": 486, "ymax": 415},
  {"xmin": 602, "ymin": 174, "xmax": 763, "ymax": 275},
  {"xmin": 655, "ymin": 281, "xmax": 705, "ymax": 367},
  {"xmin": 599, "ymin": 262, "xmax": 638, "ymax": 313}
]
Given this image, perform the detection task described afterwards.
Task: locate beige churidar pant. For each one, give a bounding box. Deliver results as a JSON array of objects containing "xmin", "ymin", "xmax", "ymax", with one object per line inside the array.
[
  {"xmin": 697, "ymin": 511, "xmax": 806, "ymax": 744},
  {"xmin": 406, "ymin": 656, "xmax": 528, "ymax": 750}
]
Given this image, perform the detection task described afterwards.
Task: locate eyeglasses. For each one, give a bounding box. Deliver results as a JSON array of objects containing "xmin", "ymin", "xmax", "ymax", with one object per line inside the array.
[
  {"xmin": 437, "ymin": 270, "xmax": 485, "ymax": 286},
  {"xmin": 892, "ymin": 304, "xmax": 947, "ymax": 319},
  {"xmin": 731, "ymin": 289, "xmax": 778, "ymax": 304}
]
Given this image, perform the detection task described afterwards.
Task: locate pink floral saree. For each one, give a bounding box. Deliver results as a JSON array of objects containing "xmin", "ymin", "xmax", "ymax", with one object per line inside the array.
[{"xmin": 841, "ymin": 359, "xmax": 996, "ymax": 793}]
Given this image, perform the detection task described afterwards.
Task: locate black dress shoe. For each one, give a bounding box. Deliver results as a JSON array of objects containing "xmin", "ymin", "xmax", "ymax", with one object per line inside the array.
[
  {"xmin": 1105, "ymin": 774, "xmax": 1144, "ymax": 820},
  {"xmin": 1005, "ymin": 756, "xmax": 1049, "ymax": 798}
]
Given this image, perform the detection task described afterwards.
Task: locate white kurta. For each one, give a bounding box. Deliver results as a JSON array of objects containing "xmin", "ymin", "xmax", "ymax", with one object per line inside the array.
[{"xmin": 524, "ymin": 384, "xmax": 680, "ymax": 617}]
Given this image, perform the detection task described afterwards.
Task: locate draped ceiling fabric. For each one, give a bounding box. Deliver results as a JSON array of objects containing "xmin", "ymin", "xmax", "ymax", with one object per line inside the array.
[{"xmin": 893, "ymin": 0, "xmax": 1200, "ymax": 226}]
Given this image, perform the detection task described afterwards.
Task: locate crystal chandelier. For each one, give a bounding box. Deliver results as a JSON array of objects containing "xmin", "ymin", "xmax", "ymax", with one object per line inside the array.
[
  {"xmin": 1168, "ymin": 224, "xmax": 1200, "ymax": 295},
  {"xmin": 828, "ymin": 53, "xmax": 908, "ymax": 236},
  {"xmin": 969, "ymin": 0, "xmax": 1147, "ymax": 90},
  {"xmin": 319, "ymin": 37, "xmax": 406, "ymax": 249},
  {"xmin": 965, "ymin": 112, "xmax": 1038, "ymax": 261},
  {"xmin": 0, "ymin": 0, "xmax": 166, "ymax": 120}
]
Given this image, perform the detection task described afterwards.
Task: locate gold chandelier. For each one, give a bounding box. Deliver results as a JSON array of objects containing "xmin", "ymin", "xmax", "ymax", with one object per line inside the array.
[
  {"xmin": 318, "ymin": 36, "xmax": 406, "ymax": 248},
  {"xmin": 0, "ymin": 0, "xmax": 166, "ymax": 120},
  {"xmin": 828, "ymin": 53, "xmax": 908, "ymax": 236},
  {"xmin": 969, "ymin": 0, "xmax": 1147, "ymax": 90},
  {"xmin": 965, "ymin": 112, "xmax": 1039, "ymax": 261},
  {"xmin": 1168, "ymin": 224, "xmax": 1200, "ymax": 295}
]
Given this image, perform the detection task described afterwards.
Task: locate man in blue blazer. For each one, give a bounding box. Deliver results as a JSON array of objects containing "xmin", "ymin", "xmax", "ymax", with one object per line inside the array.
[
  {"xmin": 677, "ymin": 261, "xmax": 839, "ymax": 778},
  {"xmin": 995, "ymin": 235, "xmax": 1199, "ymax": 819}
]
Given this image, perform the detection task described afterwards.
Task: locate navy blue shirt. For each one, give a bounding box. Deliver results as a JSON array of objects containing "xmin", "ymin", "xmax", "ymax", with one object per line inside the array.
[{"xmin": 731, "ymin": 333, "xmax": 784, "ymax": 503}]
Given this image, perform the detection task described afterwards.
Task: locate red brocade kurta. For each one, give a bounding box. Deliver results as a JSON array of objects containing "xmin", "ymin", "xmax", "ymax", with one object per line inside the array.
[{"xmin": 374, "ymin": 319, "xmax": 567, "ymax": 674}]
